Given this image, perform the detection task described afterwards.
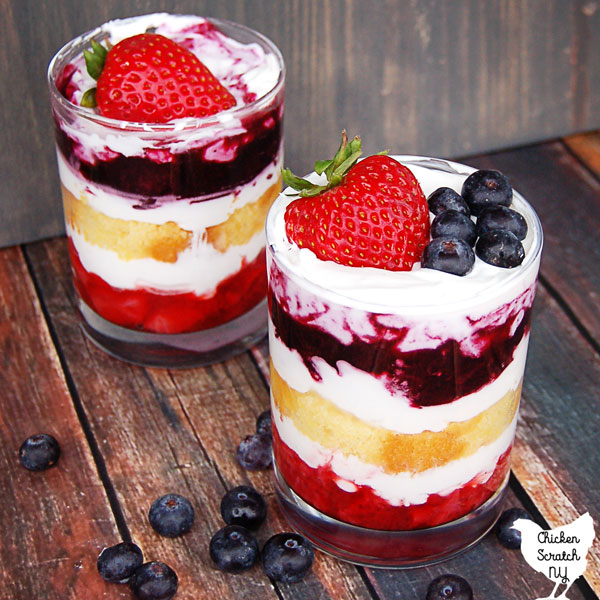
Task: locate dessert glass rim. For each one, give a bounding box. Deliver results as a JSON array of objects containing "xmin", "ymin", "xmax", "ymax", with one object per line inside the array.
[
  {"xmin": 267, "ymin": 155, "xmax": 544, "ymax": 315},
  {"xmin": 47, "ymin": 14, "xmax": 285, "ymax": 133}
]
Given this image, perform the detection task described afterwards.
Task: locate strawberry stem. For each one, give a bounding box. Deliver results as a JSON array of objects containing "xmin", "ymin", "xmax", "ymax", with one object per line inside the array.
[{"xmin": 282, "ymin": 130, "xmax": 363, "ymax": 197}]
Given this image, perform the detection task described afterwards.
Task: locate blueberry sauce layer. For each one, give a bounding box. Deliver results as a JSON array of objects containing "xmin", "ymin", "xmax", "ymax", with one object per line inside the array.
[
  {"xmin": 53, "ymin": 112, "xmax": 282, "ymax": 199},
  {"xmin": 268, "ymin": 266, "xmax": 533, "ymax": 408}
]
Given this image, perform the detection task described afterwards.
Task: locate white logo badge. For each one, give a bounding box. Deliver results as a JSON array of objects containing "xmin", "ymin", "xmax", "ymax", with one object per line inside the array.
[{"xmin": 512, "ymin": 512, "xmax": 595, "ymax": 599}]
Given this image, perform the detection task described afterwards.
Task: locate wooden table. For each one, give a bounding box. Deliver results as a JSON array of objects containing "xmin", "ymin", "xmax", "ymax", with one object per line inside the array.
[{"xmin": 1, "ymin": 133, "xmax": 599, "ymax": 600}]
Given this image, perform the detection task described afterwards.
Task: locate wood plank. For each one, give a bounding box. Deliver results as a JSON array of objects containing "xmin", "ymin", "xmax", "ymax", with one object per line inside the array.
[
  {"xmin": 0, "ymin": 246, "xmax": 129, "ymax": 599},
  {"xmin": 149, "ymin": 363, "xmax": 371, "ymax": 600},
  {"xmin": 509, "ymin": 284, "xmax": 600, "ymax": 595},
  {"xmin": 365, "ymin": 486, "xmax": 590, "ymax": 600},
  {"xmin": 512, "ymin": 438, "xmax": 600, "ymax": 595},
  {"xmin": 463, "ymin": 141, "xmax": 600, "ymax": 343},
  {"xmin": 24, "ymin": 236, "xmax": 376, "ymax": 599},
  {"xmin": 3, "ymin": 0, "xmax": 600, "ymax": 246},
  {"xmin": 564, "ymin": 131, "xmax": 600, "ymax": 177}
]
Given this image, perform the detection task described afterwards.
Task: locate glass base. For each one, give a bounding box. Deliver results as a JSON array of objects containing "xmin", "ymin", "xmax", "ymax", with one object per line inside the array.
[
  {"xmin": 77, "ymin": 297, "xmax": 267, "ymax": 368},
  {"xmin": 273, "ymin": 460, "xmax": 508, "ymax": 568}
]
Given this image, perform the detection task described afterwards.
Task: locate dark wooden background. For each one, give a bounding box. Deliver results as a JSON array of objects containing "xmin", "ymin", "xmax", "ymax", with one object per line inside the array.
[{"xmin": 1, "ymin": 0, "xmax": 599, "ymax": 247}]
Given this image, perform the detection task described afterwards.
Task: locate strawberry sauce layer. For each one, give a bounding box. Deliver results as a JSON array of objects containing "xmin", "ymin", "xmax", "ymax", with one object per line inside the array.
[
  {"xmin": 273, "ymin": 425, "xmax": 511, "ymax": 531},
  {"xmin": 69, "ymin": 239, "xmax": 266, "ymax": 334},
  {"xmin": 268, "ymin": 265, "xmax": 532, "ymax": 408},
  {"xmin": 53, "ymin": 113, "xmax": 282, "ymax": 199}
]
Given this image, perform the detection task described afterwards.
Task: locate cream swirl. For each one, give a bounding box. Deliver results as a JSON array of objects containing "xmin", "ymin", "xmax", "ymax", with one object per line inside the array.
[{"xmin": 266, "ymin": 156, "xmax": 543, "ymax": 319}]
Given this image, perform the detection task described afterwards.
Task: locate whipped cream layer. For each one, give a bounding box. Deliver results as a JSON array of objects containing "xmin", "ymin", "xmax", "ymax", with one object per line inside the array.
[
  {"xmin": 273, "ymin": 402, "xmax": 515, "ymax": 507},
  {"xmin": 64, "ymin": 148, "xmax": 281, "ymax": 294},
  {"xmin": 67, "ymin": 14, "xmax": 280, "ymax": 107},
  {"xmin": 51, "ymin": 13, "xmax": 284, "ymax": 162},
  {"xmin": 267, "ymin": 156, "xmax": 542, "ymax": 320},
  {"xmin": 270, "ymin": 325, "xmax": 528, "ymax": 434}
]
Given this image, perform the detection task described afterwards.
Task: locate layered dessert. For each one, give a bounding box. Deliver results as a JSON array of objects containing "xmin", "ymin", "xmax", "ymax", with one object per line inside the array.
[
  {"xmin": 48, "ymin": 14, "xmax": 284, "ymax": 338},
  {"xmin": 266, "ymin": 144, "xmax": 542, "ymax": 562}
]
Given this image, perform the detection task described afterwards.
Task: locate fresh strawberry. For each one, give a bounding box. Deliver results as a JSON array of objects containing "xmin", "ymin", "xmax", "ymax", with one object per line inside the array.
[
  {"xmin": 81, "ymin": 33, "xmax": 236, "ymax": 123},
  {"xmin": 282, "ymin": 132, "xmax": 430, "ymax": 271}
]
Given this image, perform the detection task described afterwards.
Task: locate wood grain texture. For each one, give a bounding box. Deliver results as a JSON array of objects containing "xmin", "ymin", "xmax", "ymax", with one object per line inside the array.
[
  {"xmin": 513, "ymin": 285, "xmax": 600, "ymax": 595},
  {"xmin": 0, "ymin": 247, "xmax": 129, "ymax": 599},
  {"xmin": 564, "ymin": 131, "xmax": 600, "ymax": 176},
  {"xmin": 1, "ymin": 0, "xmax": 599, "ymax": 246},
  {"xmin": 512, "ymin": 438, "xmax": 600, "ymax": 596},
  {"xmin": 24, "ymin": 236, "xmax": 374, "ymax": 599},
  {"xmin": 365, "ymin": 489, "xmax": 590, "ymax": 600}
]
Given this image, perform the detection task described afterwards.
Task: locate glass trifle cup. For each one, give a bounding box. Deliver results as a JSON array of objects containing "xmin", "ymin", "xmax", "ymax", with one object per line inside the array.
[
  {"xmin": 266, "ymin": 156, "xmax": 543, "ymax": 567},
  {"xmin": 47, "ymin": 14, "xmax": 285, "ymax": 367}
]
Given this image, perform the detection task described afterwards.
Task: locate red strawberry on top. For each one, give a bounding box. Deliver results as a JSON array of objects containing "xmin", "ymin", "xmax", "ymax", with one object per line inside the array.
[
  {"xmin": 282, "ymin": 132, "xmax": 430, "ymax": 271},
  {"xmin": 81, "ymin": 33, "xmax": 236, "ymax": 123}
]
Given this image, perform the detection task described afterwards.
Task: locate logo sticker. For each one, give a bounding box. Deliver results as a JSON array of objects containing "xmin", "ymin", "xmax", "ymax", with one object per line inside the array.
[{"xmin": 512, "ymin": 512, "xmax": 595, "ymax": 599}]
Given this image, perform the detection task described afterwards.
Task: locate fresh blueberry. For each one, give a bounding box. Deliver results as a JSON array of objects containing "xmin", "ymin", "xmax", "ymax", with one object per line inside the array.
[
  {"xmin": 236, "ymin": 433, "xmax": 272, "ymax": 470},
  {"xmin": 221, "ymin": 485, "xmax": 267, "ymax": 530},
  {"xmin": 209, "ymin": 525, "xmax": 259, "ymax": 573},
  {"xmin": 427, "ymin": 187, "xmax": 470, "ymax": 216},
  {"xmin": 262, "ymin": 532, "xmax": 314, "ymax": 583},
  {"xmin": 431, "ymin": 210, "xmax": 477, "ymax": 246},
  {"xmin": 129, "ymin": 561, "xmax": 178, "ymax": 600},
  {"xmin": 461, "ymin": 169, "xmax": 512, "ymax": 216},
  {"xmin": 476, "ymin": 230, "xmax": 525, "ymax": 268},
  {"xmin": 256, "ymin": 410, "xmax": 272, "ymax": 436},
  {"xmin": 422, "ymin": 238, "xmax": 475, "ymax": 276},
  {"xmin": 97, "ymin": 541, "xmax": 143, "ymax": 583},
  {"xmin": 495, "ymin": 507, "xmax": 532, "ymax": 549},
  {"xmin": 426, "ymin": 574, "xmax": 473, "ymax": 600},
  {"xmin": 148, "ymin": 493, "xmax": 194, "ymax": 538},
  {"xmin": 476, "ymin": 205, "xmax": 528, "ymax": 240},
  {"xmin": 19, "ymin": 433, "xmax": 60, "ymax": 471}
]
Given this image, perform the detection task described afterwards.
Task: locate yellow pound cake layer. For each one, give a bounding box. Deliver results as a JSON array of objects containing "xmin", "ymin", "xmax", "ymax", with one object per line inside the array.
[
  {"xmin": 271, "ymin": 362, "xmax": 520, "ymax": 474},
  {"xmin": 206, "ymin": 176, "xmax": 282, "ymax": 252},
  {"xmin": 62, "ymin": 176, "xmax": 282, "ymax": 262},
  {"xmin": 62, "ymin": 186, "xmax": 192, "ymax": 263}
]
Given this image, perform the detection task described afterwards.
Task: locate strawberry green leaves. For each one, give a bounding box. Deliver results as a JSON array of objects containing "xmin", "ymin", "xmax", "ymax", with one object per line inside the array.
[
  {"xmin": 81, "ymin": 39, "xmax": 108, "ymax": 108},
  {"xmin": 282, "ymin": 131, "xmax": 363, "ymax": 197},
  {"xmin": 83, "ymin": 40, "xmax": 108, "ymax": 80}
]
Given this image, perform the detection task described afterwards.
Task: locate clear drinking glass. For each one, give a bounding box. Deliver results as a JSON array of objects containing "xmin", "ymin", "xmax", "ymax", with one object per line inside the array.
[
  {"xmin": 266, "ymin": 156, "xmax": 543, "ymax": 567},
  {"xmin": 47, "ymin": 14, "xmax": 285, "ymax": 367}
]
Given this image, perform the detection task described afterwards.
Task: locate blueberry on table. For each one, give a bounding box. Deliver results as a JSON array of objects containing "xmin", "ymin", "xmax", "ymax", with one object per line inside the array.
[
  {"xmin": 97, "ymin": 541, "xmax": 143, "ymax": 583},
  {"xmin": 422, "ymin": 238, "xmax": 475, "ymax": 276},
  {"xmin": 431, "ymin": 209, "xmax": 477, "ymax": 246},
  {"xmin": 425, "ymin": 574, "xmax": 473, "ymax": 600},
  {"xmin": 427, "ymin": 187, "xmax": 470, "ymax": 216},
  {"xmin": 148, "ymin": 493, "xmax": 194, "ymax": 538},
  {"xmin": 19, "ymin": 433, "xmax": 60, "ymax": 471},
  {"xmin": 461, "ymin": 169, "xmax": 512, "ymax": 216},
  {"xmin": 221, "ymin": 485, "xmax": 267, "ymax": 530},
  {"xmin": 236, "ymin": 433, "xmax": 272, "ymax": 470},
  {"xmin": 209, "ymin": 525, "xmax": 259, "ymax": 573},
  {"xmin": 476, "ymin": 205, "xmax": 528, "ymax": 240},
  {"xmin": 129, "ymin": 561, "xmax": 178, "ymax": 600},
  {"xmin": 476, "ymin": 230, "xmax": 525, "ymax": 268},
  {"xmin": 256, "ymin": 409, "xmax": 272, "ymax": 436},
  {"xmin": 262, "ymin": 532, "xmax": 315, "ymax": 583},
  {"xmin": 495, "ymin": 507, "xmax": 532, "ymax": 549}
]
